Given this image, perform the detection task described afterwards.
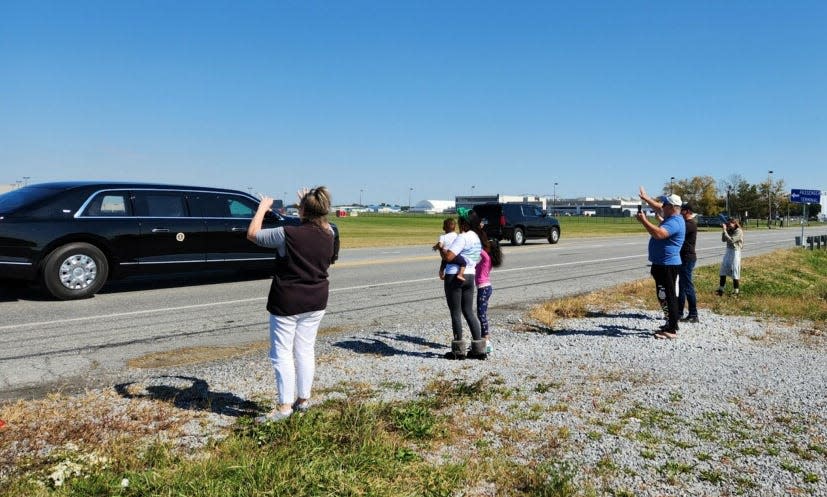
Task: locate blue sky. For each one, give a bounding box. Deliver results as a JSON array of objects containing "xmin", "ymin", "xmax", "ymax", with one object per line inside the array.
[{"xmin": 2, "ymin": 1, "xmax": 825, "ymax": 206}]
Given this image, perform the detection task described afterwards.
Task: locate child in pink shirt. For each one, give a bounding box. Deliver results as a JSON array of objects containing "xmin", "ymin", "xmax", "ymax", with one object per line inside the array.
[{"xmin": 476, "ymin": 238, "xmax": 502, "ymax": 353}]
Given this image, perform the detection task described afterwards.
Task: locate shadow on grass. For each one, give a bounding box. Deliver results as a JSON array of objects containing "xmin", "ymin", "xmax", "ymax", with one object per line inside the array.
[{"xmin": 115, "ymin": 375, "xmax": 262, "ymax": 417}]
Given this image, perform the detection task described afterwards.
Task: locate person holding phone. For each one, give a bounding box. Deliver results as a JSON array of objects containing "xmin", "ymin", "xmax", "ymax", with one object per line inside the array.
[{"xmin": 637, "ymin": 187, "xmax": 686, "ymax": 339}]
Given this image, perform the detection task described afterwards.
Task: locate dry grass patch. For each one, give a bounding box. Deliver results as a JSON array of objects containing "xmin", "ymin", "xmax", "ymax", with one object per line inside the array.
[
  {"xmin": 128, "ymin": 342, "xmax": 268, "ymax": 369},
  {"xmin": 530, "ymin": 279, "xmax": 659, "ymax": 329},
  {"xmin": 0, "ymin": 389, "xmax": 200, "ymax": 479}
]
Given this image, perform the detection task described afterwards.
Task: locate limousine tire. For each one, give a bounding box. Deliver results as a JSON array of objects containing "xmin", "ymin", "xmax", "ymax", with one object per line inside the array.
[{"xmin": 42, "ymin": 243, "xmax": 109, "ymax": 300}]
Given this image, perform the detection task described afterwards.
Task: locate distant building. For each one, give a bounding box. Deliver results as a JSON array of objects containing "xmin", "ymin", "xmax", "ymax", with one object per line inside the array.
[
  {"xmin": 551, "ymin": 197, "xmax": 642, "ymax": 217},
  {"xmin": 455, "ymin": 195, "xmax": 547, "ymax": 210},
  {"xmin": 372, "ymin": 205, "xmax": 401, "ymax": 213},
  {"xmin": 410, "ymin": 199, "xmax": 455, "ymax": 214},
  {"xmin": 456, "ymin": 194, "xmax": 641, "ymax": 216}
]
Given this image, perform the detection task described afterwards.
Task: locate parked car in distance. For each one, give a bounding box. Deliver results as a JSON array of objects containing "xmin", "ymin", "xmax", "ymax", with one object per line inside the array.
[
  {"xmin": 0, "ymin": 182, "xmax": 339, "ymax": 300},
  {"xmin": 473, "ymin": 202, "xmax": 561, "ymax": 246},
  {"xmin": 695, "ymin": 215, "xmax": 727, "ymax": 227}
]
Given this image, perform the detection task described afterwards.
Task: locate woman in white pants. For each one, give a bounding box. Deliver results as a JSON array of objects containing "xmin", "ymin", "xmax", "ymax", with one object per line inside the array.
[{"xmin": 247, "ymin": 187, "xmax": 335, "ymax": 421}]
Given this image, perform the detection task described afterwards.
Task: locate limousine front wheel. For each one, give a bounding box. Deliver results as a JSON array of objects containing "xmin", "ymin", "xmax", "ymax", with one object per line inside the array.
[{"xmin": 42, "ymin": 243, "xmax": 109, "ymax": 300}]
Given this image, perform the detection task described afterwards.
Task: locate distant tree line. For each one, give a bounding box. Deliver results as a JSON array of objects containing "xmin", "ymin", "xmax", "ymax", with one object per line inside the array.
[{"xmin": 664, "ymin": 175, "xmax": 822, "ymax": 220}]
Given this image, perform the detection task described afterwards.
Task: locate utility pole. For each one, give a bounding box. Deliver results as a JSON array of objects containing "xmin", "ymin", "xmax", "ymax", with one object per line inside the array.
[
  {"xmin": 726, "ymin": 186, "xmax": 732, "ymax": 216},
  {"xmin": 768, "ymin": 170, "xmax": 773, "ymax": 228}
]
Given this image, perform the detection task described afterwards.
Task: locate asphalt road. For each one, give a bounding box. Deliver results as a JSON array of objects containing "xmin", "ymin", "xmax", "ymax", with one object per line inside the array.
[{"xmin": 0, "ymin": 228, "xmax": 803, "ymax": 400}]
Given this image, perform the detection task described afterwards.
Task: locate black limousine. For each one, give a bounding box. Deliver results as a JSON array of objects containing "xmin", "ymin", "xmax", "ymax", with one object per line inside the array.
[{"xmin": 0, "ymin": 182, "xmax": 339, "ymax": 300}]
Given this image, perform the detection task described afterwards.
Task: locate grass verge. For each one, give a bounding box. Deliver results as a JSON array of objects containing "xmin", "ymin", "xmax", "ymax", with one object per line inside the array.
[
  {"xmin": 530, "ymin": 248, "xmax": 827, "ymax": 334},
  {"xmin": 0, "ymin": 380, "xmax": 579, "ymax": 497}
]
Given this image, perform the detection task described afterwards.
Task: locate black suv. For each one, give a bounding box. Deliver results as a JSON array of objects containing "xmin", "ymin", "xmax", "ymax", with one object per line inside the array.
[
  {"xmin": 473, "ymin": 203, "xmax": 561, "ymax": 246},
  {"xmin": 0, "ymin": 182, "xmax": 339, "ymax": 300}
]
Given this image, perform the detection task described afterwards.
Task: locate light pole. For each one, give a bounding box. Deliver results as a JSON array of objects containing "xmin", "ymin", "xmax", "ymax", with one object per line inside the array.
[
  {"xmin": 670, "ymin": 177, "xmax": 675, "ymax": 194},
  {"xmin": 359, "ymin": 189, "xmax": 363, "ymax": 206},
  {"xmin": 553, "ymin": 182, "xmax": 558, "ymax": 211},
  {"xmin": 408, "ymin": 187, "xmax": 413, "ymax": 211},
  {"xmin": 471, "ymin": 185, "xmax": 475, "ymax": 196},
  {"xmin": 768, "ymin": 170, "xmax": 774, "ymax": 228},
  {"xmin": 22, "ymin": 176, "xmax": 30, "ymax": 186},
  {"xmin": 726, "ymin": 186, "xmax": 731, "ymax": 215}
]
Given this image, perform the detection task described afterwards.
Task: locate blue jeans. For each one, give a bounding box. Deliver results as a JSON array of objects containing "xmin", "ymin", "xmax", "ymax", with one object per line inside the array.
[{"xmin": 678, "ymin": 259, "xmax": 697, "ymax": 318}]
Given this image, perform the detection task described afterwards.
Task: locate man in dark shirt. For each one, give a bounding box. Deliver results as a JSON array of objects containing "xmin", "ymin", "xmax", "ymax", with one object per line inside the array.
[{"xmin": 678, "ymin": 202, "xmax": 699, "ymax": 323}]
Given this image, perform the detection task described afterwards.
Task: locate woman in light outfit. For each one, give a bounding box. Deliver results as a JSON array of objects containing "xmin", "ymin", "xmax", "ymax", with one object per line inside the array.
[
  {"xmin": 717, "ymin": 217, "xmax": 743, "ymax": 296},
  {"xmin": 247, "ymin": 187, "xmax": 335, "ymax": 421}
]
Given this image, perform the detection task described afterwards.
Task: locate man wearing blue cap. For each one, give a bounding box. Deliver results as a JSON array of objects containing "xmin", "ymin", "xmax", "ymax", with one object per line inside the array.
[{"xmin": 637, "ymin": 187, "xmax": 686, "ymax": 339}]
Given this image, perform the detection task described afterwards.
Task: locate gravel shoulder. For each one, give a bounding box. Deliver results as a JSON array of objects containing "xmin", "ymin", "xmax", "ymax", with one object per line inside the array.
[{"xmin": 115, "ymin": 304, "xmax": 827, "ymax": 496}]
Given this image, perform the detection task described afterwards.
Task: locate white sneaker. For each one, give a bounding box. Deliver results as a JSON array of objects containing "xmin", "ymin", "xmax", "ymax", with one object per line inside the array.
[{"xmin": 255, "ymin": 409, "xmax": 292, "ymax": 423}]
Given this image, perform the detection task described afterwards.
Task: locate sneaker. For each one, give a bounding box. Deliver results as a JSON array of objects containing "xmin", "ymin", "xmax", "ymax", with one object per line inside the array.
[
  {"xmin": 255, "ymin": 409, "xmax": 292, "ymax": 423},
  {"xmin": 485, "ymin": 340, "xmax": 493, "ymax": 354},
  {"xmin": 292, "ymin": 400, "xmax": 310, "ymax": 413}
]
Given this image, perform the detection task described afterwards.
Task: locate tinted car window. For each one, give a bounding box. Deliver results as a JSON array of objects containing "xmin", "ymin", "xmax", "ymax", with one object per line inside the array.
[
  {"xmin": 0, "ymin": 186, "xmax": 63, "ymax": 214},
  {"xmin": 82, "ymin": 192, "xmax": 132, "ymax": 216},
  {"xmin": 199, "ymin": 193, "xmax": 258, "ymax": 218},
  {"xmin": 526, "ymin": 205, "xmax": 543, "ymax": 217},
  {"xmin": 134, "ymin": 192, "xmax": 188, "ymax": 217},
  {"xmin": 227, "ymin": 195, "xmax": 257, "ymax": 218}
]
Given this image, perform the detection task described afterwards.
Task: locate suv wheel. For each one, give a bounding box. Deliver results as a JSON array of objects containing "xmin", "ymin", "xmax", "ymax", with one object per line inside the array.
[
  {"xmin": 42, "ymin": 242, "xmax": 109, "ymax": 300},
  {"xmin": 548, "ymin": 227, "xmax": 560, "ymax": 244},
  {"xmin": 511, "ymin": 227, "xmax": 525, "ymax": 246}
]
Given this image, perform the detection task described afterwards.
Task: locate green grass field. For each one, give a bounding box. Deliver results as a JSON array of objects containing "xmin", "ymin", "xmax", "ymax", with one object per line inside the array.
[
  {"xmin": 335, "ymin": 213, "xmax": 650, "ymax": 248},
  {"xmin": 335, "ymin": 213, "xmax": 824, "ymax": 248}
]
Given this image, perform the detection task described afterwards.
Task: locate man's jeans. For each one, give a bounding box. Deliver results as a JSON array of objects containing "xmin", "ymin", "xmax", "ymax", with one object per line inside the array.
[{"xmin": 678, "ymin": 259, "xmax": 698, "ymax": 318}]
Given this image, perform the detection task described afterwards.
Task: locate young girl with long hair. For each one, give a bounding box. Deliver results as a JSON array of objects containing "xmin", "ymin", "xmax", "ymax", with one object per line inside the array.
[{"xmin": 475, "ymin": 230, "xmax": 502, "ymax": 353}]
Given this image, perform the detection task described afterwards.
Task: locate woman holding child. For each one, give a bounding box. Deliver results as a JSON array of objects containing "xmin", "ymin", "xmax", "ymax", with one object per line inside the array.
[{"xmin": 440, "ymin": 208, "xmax": 486, "ymax": 360}]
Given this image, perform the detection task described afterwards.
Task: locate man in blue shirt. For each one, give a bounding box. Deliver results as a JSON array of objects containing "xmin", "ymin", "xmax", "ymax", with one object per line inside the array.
[{"xmin": 637, "ymin": 189, "xmax": 686, "ymax": 339}]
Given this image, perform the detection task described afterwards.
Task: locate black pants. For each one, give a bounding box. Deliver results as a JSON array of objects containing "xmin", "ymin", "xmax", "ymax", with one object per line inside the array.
[
  {"xmin": 444, "ymin": 274, "xmax": 482, "ymax": 341},
  {"xmin": 651, "ymin": 264, "xmax": 681, "ymax": 332}
]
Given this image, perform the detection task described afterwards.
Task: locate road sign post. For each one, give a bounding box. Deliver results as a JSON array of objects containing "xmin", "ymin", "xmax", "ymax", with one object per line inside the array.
[{"xmin": 790, "ymin": 189, "xmax": 821, "ymax": 247}]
